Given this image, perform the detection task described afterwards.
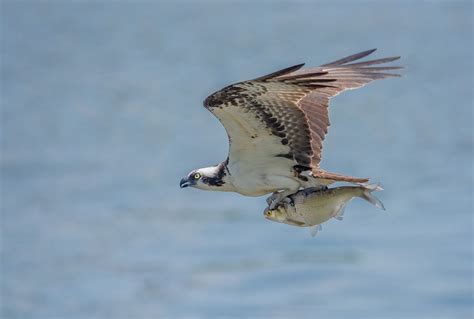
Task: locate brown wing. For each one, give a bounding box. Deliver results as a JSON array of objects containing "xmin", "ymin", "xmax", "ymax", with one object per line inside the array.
[
  {"xmin": 267, "ymin": 48, "xmax": 402, "ymax": 169},
  {"xmin": 204, "ymin": 80, "xmax": 317, "ymax": 170},
  {"xmin": 204, "ymin": 49, "xmax": 401, "ymax": 175}
]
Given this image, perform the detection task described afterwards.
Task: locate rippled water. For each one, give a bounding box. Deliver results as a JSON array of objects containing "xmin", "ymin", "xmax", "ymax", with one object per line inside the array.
[{"xmin": 2, "ymin": 1, "xmax": 473, "ymax": 318}]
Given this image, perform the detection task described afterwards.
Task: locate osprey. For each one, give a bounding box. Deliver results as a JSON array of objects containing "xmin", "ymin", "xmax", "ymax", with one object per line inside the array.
[{"xmin": 180, "ymin": 49, "xmax": 401, "ymax": 207}]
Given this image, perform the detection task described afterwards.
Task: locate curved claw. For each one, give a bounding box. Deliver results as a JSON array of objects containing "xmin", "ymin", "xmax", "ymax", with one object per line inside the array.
[
  {"xmin": 267, "ymin": 192, "xmax": 287, "ymax": 209},
  {"xmin": 266, "ymin": 192, "xmax": 278, "ymax": 206},
  {"xmin": 267, "ymin": 189, "xmax": 300, "ymax": 209},
  {"xmin": 268, "ymin": 198, "xmax": 279, "ymax": 210}
]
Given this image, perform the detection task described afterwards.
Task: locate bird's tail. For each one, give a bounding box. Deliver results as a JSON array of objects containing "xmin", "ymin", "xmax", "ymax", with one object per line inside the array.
[{"xmin": 312, "ymin": 170, "xmax": 369, "ymax": 184}]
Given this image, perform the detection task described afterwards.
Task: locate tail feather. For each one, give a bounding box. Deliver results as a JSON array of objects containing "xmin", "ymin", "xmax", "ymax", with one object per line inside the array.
[
  {"xmin": 313, "ymin": 170, "xmax": 369, "ymax": 184},
  {"xmin": 359, "ymin": 183, "xmax": 385, "ymax": 210}
]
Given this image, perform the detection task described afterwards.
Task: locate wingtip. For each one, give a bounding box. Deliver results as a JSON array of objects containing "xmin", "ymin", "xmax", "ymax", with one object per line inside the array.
[
  {"xmin": 353, "ymin": 48, "xmax": 378, "ymax": 57},
  {"xmin": 255, "ymin": 63, "xmax": 306, "ymax": 81},
  {"xmin": 388, "ymin": 56, "xmax": 401, "ymax": 62},
  {"xmin": 321, "ymin": 48, "xmax": 378, "ymax": 67}
]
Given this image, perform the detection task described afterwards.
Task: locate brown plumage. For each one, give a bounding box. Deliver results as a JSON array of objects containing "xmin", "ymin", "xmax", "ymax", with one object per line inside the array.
[{"xmin": 203, "ymin": 49, "xmax": 401, "ymax": 185}]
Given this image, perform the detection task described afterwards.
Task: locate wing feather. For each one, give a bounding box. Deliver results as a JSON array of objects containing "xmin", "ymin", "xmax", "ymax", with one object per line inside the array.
[
  {"xmin": 320, "ymin": 48, "xmax": 377, "ymax": 66},
  {"xmin": 269, "ymin": 49, "xmax": 402, "ymax": 168},
  {"xmin": 204, "ymin": 49, "xmax": 401, "ymax": 173}
]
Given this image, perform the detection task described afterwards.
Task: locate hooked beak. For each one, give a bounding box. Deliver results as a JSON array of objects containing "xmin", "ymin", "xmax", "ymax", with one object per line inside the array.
[{"xmin": 180, "ymin": 177, "xmax": 191, "ymax": 188}]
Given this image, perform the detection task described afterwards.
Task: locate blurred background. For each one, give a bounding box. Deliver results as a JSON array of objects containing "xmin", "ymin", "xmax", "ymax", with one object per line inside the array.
[{"xmin": 1, "ymin": 1, "xmax": 472, "ymax": 318}]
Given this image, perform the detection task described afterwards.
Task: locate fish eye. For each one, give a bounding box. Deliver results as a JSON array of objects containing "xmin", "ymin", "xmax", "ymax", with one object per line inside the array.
[{"xmin": 193, "ymin": 173, "xmax": 201, "ymax": 180}]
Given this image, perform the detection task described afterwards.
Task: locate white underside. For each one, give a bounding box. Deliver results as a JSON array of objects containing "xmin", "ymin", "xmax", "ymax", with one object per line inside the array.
[{"xmin": 212, "ymin": 104, "xmax": 323, "ymax": 197}]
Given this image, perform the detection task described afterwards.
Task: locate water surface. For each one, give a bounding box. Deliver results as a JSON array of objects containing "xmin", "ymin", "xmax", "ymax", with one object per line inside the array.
[{"xmin": 1, "ymin": 1, "xmax": 473, "ymax": 318}]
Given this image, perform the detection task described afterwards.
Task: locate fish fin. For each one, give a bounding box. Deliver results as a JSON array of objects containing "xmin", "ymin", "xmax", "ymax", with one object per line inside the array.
[
  {"xmin": 334, "ymin": 205, "xmax": 346, "ymax": 221},
  {"xmin": 309, "ymin": 224, "xmax": 322, "ymax": 237},
  {"xmin": 359, "ymin": 183, "xmax": 386, "ymax": 210}
]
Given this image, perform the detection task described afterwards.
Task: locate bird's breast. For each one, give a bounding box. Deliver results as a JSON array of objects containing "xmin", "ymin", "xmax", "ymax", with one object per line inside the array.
[{"xmin": 227, "ymin": 162, "xmax": 301, "ymax": 196}]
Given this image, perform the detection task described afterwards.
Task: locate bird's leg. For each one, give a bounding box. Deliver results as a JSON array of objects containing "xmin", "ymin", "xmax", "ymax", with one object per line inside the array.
[
  {"xmin": 267, "ymin": 189, "xmax": 299, "ymax": 209},
  {"xmin": 266, "ymin": 192, "xmax": 278, "ymax": 205},
  {"xmin": 266, "ymin": 192, "xmax": 279, "ymax": 205}
]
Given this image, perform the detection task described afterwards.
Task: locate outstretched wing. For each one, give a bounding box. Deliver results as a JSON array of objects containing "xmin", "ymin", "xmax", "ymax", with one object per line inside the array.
[
  {"xmin": 204, "ymin": 49, "xmax": 401, "ymax": 175},
  {"xmin": 276, "ymin": 49, "xmax": 401, "ymax": 169}
]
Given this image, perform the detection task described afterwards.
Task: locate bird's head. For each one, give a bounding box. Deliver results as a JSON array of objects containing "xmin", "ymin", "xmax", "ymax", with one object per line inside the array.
[{"xmin": 179, "ymin": 165, "xmax": 227, "ymax": 191}]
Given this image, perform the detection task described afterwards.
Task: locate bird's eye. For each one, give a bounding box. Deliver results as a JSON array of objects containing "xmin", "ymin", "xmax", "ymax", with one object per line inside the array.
[
  {"xmin": 266, "ymin": 211, "xmax": 272, "ymax": 216},
  {"xmin": 193, "ymin": 173, "xmax": 201, "ymax": 180}
]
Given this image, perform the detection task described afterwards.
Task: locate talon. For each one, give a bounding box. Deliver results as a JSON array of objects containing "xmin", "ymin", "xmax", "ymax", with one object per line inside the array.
[
  {"xmin": 266, "ymin": 189, "xmax": 298, "ymax": 209},
  {"xmin": 269, "ymin": 199, "xmax": 279, "ymax": 209},
  {"xmin": 281, "ymin": 196, "xmax": 295, "ymax": 207},
  {"xmin": 289, "ymin": 197, "xmax": 295, "ymax": 207},
  {"xmin": 268, "ymin": 195, "xmax": 283, "ymax": 209},
  {"xmin": 266, "ymin": 192, "xmax": 279, "ymax": 206}
]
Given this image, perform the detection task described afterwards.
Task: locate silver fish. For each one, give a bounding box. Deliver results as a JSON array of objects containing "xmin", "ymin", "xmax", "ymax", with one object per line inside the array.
[{"xmin": 263, "ymin": 184, "xmax": 385, "ymax": 236}]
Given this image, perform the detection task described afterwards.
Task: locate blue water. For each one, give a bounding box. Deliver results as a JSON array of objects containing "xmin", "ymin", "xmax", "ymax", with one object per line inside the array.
[{"xmin": 1, "ymin": 1, "xmax": 473, "ymax": 318}]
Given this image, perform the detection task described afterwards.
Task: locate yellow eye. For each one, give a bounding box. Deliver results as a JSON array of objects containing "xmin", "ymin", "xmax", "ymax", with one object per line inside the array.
[
  {"xmin": 265, "ymin": 210, "xmax": 272, "ymax": 216},
  {"xmin": 193, "ymin": 173, "xmax": 201, "ymax": 180}
]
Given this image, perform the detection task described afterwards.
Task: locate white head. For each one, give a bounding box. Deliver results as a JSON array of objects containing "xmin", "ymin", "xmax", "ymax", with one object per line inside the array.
[{"xmin": 180, "ymin": 164, "xmax": 229, "ymax": 191}]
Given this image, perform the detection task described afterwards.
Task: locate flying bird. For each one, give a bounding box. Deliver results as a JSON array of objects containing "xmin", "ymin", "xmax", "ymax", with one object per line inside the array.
[{"xmin": 180, "ymin": 49, "xmax": 401, "ymax": 207}]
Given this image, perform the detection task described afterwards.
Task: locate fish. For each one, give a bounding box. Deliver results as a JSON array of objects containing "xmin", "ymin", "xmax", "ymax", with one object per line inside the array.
[{"xmin": 263, "ymin": 183, "xmax": 385, "ymax": 236}]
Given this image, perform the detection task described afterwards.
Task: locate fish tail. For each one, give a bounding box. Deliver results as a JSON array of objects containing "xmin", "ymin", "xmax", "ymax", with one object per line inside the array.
[{"xmin": 359, "ymin": 183, "xmax": 386, "ymax": 210}]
